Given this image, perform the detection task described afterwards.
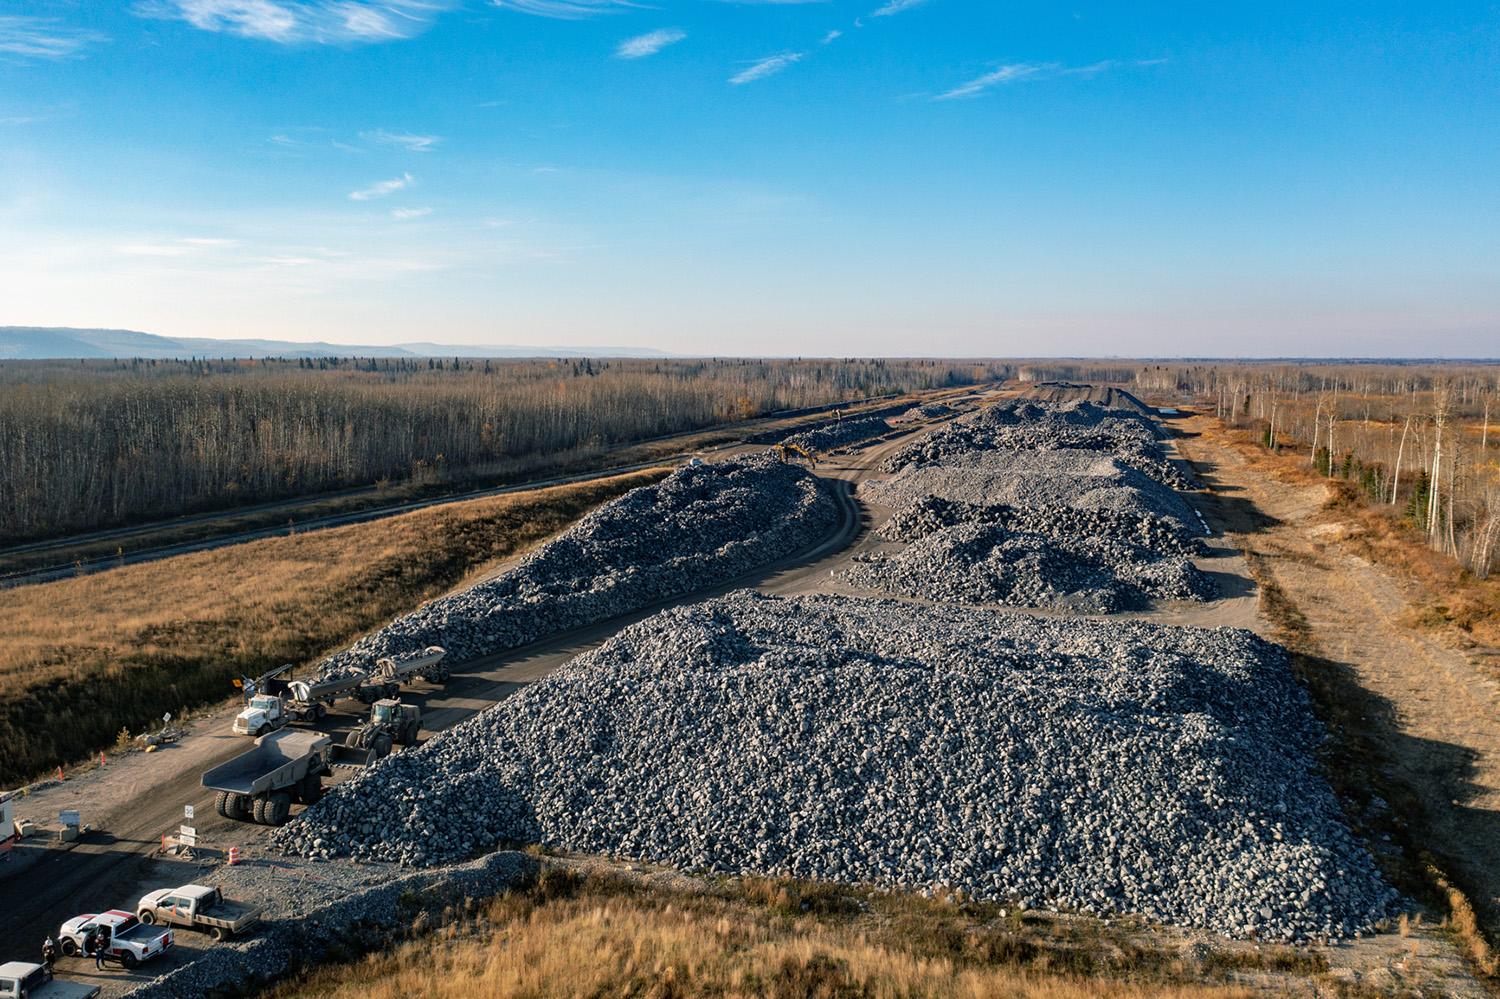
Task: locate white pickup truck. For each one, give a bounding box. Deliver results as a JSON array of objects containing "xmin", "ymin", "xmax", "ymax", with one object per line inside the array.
[
  {"xmin": 137, "ymin": 884, "xmax": 261, "ymax": 941},
  {"xmin": 58, "ymin": 910, "xmax": 173, "ymax": 969},
  {"xmin": 0, "ymin": 963, "xmax": 99, "ymax": 999}
]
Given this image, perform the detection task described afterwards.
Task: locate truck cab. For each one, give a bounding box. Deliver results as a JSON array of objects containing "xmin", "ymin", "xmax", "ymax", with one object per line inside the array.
[
  {"xmin": 0, "ymin": 962, "xmax": 100, "ymax": 999},
  {"xmin": 232, "ymin": 694, "xmax": 287, "ymax": 737}
]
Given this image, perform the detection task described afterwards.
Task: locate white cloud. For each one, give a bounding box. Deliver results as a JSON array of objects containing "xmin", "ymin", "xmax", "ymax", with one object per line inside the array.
[
  {"xmin": 117, "ymin": 237, "xmax": 238, "ymax": 256},
  {"xmin": 363, "ymin": 129, "xmax": 442, "ymax": 152},
  {"xmin": 937, "ymin": 63, "xmax": 1045, "ymax": 99},
  {"xmin": 391, "ymin": 206, "xmax": 433, "ymax": 219},
  {"xmin": 821, "ymin": 30, "xmax": 842, "ymax": 44},
  {"xmin": 0, "ymin": 15, "xmax": 108, "ymax": 59},
  {"xmin": 132, "ymin": 1, "xmax": 454, "ymax": 45},
  {"xmin": 936, "ymin": 58, "xmax": 1160, "ymax": 99},
  {"xmin": 870, "ymin": 0, "xmax": 926, "ymax": 16},
  {"xmin": 489, "ymin": 0, "xmax": 639, "ymax": 19},
  {"xmin": 729, "ymin": 52, "xmax": 803, "ymax": 86},
  {"xmin": 349, "ymin": 173, "xmax": 414, "ymax": 200},
  {"xmin": 616, "ymin": 28, "xmax": 685, "ymax": 59},
  {"xmin": 180, "ymin": 237, "xmax": 240, "ymax": 247}
]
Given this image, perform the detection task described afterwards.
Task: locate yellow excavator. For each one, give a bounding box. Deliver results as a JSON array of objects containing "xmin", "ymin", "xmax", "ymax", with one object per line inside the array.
[{"xmin": 774, "ymin": 442, "xmax": 818, "ymax": 467}]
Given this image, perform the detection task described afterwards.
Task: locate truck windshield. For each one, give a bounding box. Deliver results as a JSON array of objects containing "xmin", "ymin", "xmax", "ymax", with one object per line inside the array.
[
  {"xmin": 249, "ymin": 696, "xmax": 278, "ymax": 710},
  {"xmin": 372, "ymin": 705, "xmax": 391, "ymax": 723}
]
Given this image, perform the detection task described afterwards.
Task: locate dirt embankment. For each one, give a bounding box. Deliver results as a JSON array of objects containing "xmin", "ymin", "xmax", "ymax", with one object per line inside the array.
[{"xmin": 1174, "ymin": 413, "xmax": 1500, "ymax": 977}]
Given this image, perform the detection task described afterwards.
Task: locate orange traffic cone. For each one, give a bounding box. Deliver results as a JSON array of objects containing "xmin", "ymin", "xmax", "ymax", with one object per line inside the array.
[
  {"xmin": 100, "ymin": 751, "xmax": 106, "ymax": 765},
  {"xmin": 227, "ymin": 846, "xmax": 241, "ymax": 866},
  {"xmin": 56, "ymin": 766, "xmax": 65, "ymax": 781}
]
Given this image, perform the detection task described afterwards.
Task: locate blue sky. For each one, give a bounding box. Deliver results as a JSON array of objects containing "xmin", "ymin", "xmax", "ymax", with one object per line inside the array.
[{"xmin": 1, "ymin": 1, "xmax": 1496, "ymax": 356}]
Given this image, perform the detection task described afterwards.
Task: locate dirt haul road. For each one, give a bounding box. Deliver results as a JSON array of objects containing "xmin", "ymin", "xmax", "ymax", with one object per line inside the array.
[
  {"xmin": 1173, "ymin": 413, "xmax": 1500, "ymax": 952},
  {"xmin": 0, "ymin": 408, "xmax": 965, "ymax": 982}
]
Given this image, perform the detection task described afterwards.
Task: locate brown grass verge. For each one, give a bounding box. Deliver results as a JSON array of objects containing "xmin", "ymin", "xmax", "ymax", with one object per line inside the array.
[
  {"xmin": 261, "ymin": 864, "xmax": 1337, "ymax": 999},
  {"xmin": 0, "ymin": 468, "xmax": 668, "ymax": 786}
]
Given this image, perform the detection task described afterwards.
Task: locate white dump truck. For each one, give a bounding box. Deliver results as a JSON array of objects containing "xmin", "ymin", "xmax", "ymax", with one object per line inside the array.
[
  {"xmin": 202, "ymin": 729, "xmax": 333, "ymax": 826},
  {"xmin": 0, "ymin": 962, "xmax": 100, "ymax": 999},
  {"xmin": 136, "ymin": 884, "xmax": 261, "ymax": 942},
  {"xmin": 57, "ymin": 911, "xmax": 172, "ymax": 968}
]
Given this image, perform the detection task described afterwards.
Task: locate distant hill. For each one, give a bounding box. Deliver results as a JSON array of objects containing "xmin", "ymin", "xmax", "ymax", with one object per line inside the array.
[{"xmin": 0, "ymin": 327, "xmax": 671, "ymax": 360}]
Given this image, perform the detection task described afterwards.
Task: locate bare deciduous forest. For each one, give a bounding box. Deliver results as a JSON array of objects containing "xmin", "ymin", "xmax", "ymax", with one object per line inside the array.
[{"xmin": 0, "ymin": 356, "xmax": 1006, "ymax": 542}]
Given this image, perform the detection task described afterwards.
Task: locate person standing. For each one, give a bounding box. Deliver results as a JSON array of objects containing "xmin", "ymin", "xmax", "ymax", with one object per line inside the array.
[
  {"xmin": 41, "ymin": 935, "xmax": 57, "ymax": 971},
  {"xmin": 92, "ymin": 927, "xmax": 108, "ymax": 971}
]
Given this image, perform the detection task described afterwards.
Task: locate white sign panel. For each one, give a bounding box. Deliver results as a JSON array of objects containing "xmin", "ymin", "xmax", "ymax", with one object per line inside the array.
[
  {"xmin": 184, "ymin": 804, "xmax": 195, "ymax": 821},
  {"xmin": 59, "ymin": 810, "xmax": 80, "ymax": 828},
  {"xmin": 179, "ymin": 825, "xmax": 197, "ymax": 846}
]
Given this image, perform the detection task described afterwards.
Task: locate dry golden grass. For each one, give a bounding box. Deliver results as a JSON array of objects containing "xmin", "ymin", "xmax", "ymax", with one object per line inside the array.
[
  {"xmin": 267, "ymin": 868, "xmax": 1265, "ymax": 999},
  {"xmin": 0, "ymin": 468, "xmax": 667, "ymax": 785}
]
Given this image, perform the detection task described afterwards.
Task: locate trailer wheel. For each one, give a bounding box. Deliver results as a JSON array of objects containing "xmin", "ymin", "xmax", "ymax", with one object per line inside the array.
[
  {"xmin": 313, "ymin": 703, "xmax": 327, "ymax": 721},
  {"xmin": 215, "ymin": 790, "xmax": 232, "ymax": 818},
  {"xmin": 61, "ymin": 939, "xmax": 77, "ymax": 957},
  {"xmin": 252, "ymin": 797, "xmax": 269, "ymax": 824}
]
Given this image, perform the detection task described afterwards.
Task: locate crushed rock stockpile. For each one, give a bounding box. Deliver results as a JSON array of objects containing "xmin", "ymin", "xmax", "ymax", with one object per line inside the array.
[
  {"xmin": 278, "ymin": 592, "xmax": 1396, "ymax": 941},
  {"xmin": 850, "ymin": 496, "xmax": 1213, "ymax": 611},
  {"xmin": 843, "ymin": 521, "xmax": 1213, "ymax": 611},
  {"xmin": 861, "ymin": 449, "xmax": 1199, "ymax": 529},
  {"xmin": 879, "ymin": 495, "xmax": 1203, "ymax": 554},
  {"xmin": 1014, "ymin": 382, "xmax": 1158, "ymax": 414},
  {"xmin": 882, "ymin": 399, "xmax": 1193, "ymax": 490},
  {"xmin": 315, "ymin": 457, "xmax": 836, "ymax": 676},
  {"xmin": 780, "ymin": 416, "xmax": 892, "ymax": 453}
]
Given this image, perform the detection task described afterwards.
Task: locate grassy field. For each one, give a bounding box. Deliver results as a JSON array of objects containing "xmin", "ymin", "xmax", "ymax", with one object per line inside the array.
[
  {"xmin": 263, "ymin": 865, "xmax": 1311, "ymax": 999},
  {"xmin": 0, "ymin": 467, "xmax": 667, "ymax": 786}
]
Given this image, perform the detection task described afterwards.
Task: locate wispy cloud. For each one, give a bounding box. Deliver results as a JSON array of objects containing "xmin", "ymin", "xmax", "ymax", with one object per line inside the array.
[
  {"xmin": 349, "ymin": 173, "xmax": 414, "ymax": 200},
  {"xmin": 616, "ymin": 27, "xmax": 684, "ymax": 59},
  {"xmin": 0, "ymin": 15, "xmax": 108, "ymax": 59},
  {"xmin": 936, "ymin": 58, "xmax": 1160, "ymax": 100},
  {"xmin": 133, "ymin": 1, "xmax": 454, "ymax": 45},
  {"xmin": 821, "ymin": 29, "xmax": 842, "ymax": 44},
  {"xmin": 391, "ymin": 206, "xmax": 432, "ymax": 219},
  {"xmin": 729, "ymin": 52, "xmax": 803, "ymax": 86},
  {"xmin": 489, "ymin": 0, "xmax": 640, "ymax": 19},
  {"xmin": 117, "ymin": 236, "xmax": 237, "ymax": 256},
  {"xmin": 870, "ymin": 0, "xmax": 926, "ymax": 16},
  {"xmin": 363, "ymin": 129, "xmax": 442, "ymax": 152}
]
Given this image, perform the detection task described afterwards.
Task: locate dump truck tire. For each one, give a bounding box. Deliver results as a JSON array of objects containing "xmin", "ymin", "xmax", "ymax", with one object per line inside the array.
[
  {"xmin": 299, "ymin": 773, "xmax": 323, "ymax": 805},
  {"xmin": 252, "ymin": 797, "xmax": 269, "ymax": 824},
  {"xmin": 266, "ymin": 792, "xmax": 292, "ymax": 826},
  {"xmin": 313, "ymin": 702, "xmax": 327, "ymax": 720},
  {"xmin": 374, "ymin": 733, "xmax": 393, "ymax": 759},
  {"xmin": 215, "ymin": 791, "xmax": 232, "ymax": 818},
  {"xmin": 228, "ymin": 793, "xmax": 251, "ymax": 820}
]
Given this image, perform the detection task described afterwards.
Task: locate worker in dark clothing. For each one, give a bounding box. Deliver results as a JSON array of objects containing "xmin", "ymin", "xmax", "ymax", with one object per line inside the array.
[
  {"xmin": 92, "ymin": 927, "xmax": 109, "ymax": 970},
  {"xmin": 41, "ymin": 935, "xmax": 57, "ymax": 971}
]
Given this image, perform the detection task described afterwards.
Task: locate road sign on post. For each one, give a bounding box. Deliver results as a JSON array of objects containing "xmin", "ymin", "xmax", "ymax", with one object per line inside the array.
[
  {"xmin": 179, "ymin": 825, "xmax": 197, "ymax": 847},
  {"xmin": 184, "ymin": 804, "xmax": 195, "ymax": 821}
]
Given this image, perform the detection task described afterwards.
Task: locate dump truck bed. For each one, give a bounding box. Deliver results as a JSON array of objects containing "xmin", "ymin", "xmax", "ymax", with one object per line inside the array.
[{"xmin": 202, "ymin": 729, "xmax": 329, "ymax": 795}]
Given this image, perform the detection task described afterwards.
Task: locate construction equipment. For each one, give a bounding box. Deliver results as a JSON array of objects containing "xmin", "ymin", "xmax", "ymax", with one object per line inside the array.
[
  {"xmin": 201, "ymin": 729, "xmax": 333, "ymax": 827},
  {"xmin": 136, "ymin": 885, "xmax": 262, "ymax": 942},
  {"xmin": 355, "ymin": 647, "xmax": 449, "ymax": 704},
  {"xmin": 335, "ymin": 699, "xmax": 420, "ymax": 766},
  {"xmin": 230, "ymin": 646, "xmax": 447, "ymax": 735},
  {"xmin": 773, "ymin": 442, "xmax": 818, "ymax": 467}
]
